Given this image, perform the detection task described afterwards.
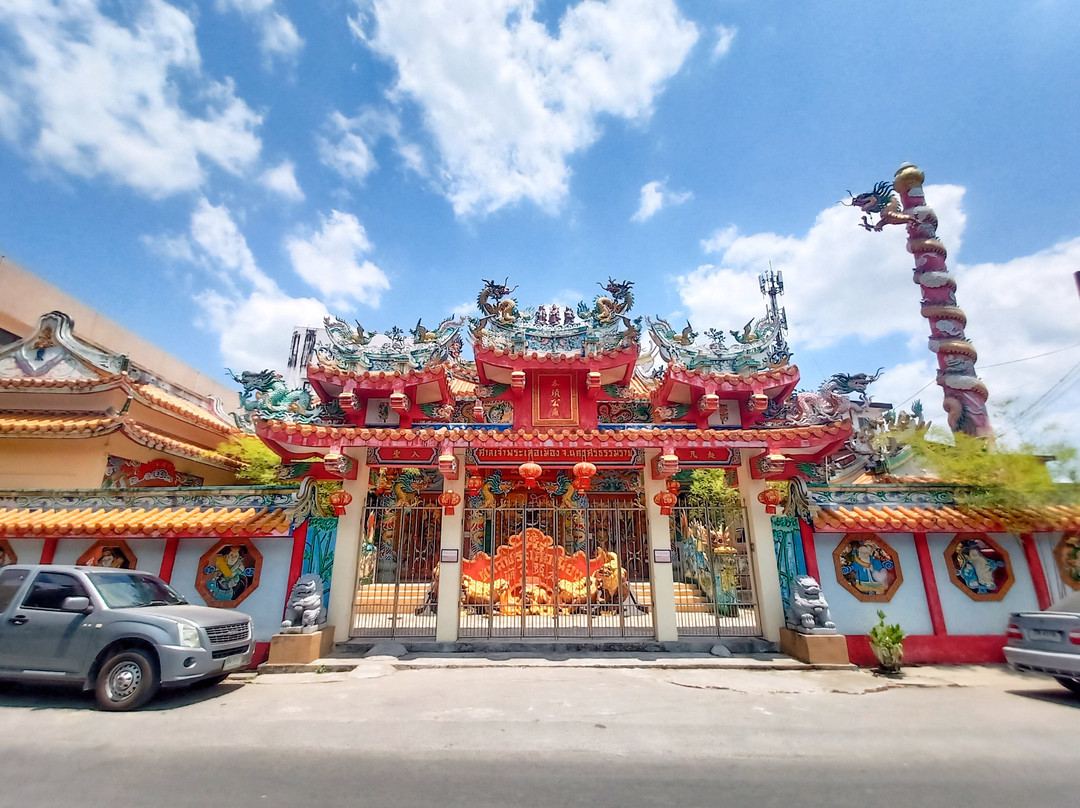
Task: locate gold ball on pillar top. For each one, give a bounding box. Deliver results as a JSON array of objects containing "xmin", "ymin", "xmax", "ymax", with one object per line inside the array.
[{"xmin": 893, "ymin": 163, "xmax": 925, "ymax": 194}]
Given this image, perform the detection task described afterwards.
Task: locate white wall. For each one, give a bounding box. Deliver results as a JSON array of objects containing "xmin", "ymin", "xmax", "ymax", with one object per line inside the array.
[
  {"xmin": 813, "ymin": 533, "xmax": 933, "ymax": 636},
  {"xmin": 925, "ymin": 533, "xmax": 1039, "ymax": 635}
]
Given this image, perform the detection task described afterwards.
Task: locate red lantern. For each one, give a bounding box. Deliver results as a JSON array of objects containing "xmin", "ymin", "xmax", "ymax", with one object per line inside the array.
[
  {"xmin": 757, "ymin": 488, "xmax": 782, "ymax": 514},
  {"xmin": 666, "ymin": 478, "xmax": 680, "ymax": 495},
  {"xmin": 653, "ymin": 490, "xmax": 677, "ymax": 516},
  {"xmin": 438, "ymin": 490, "xmax": 462, "ymax": 515},
  {"xmin": 328, "ymin": 490, "xmax": 353, "ymax": 517},
  {"xmin": 466, "ymin": 474, "xmax": 483, "ymax": 497},
  {"xmin": 519, "ymin": 461, "xmax": 543, "ymax": 489},
  {"xmin": 572, "ymin": 460, "xmax": 597, "ymax": 491}
]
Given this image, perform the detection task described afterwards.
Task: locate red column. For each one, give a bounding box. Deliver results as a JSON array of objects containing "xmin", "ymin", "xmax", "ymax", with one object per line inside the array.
[
  {"xmin": 798, "ymin": 518, "xmax": 821, "ymax": 581},
  {"xmin": 914, "ymin": 532, "xmax": 947, "ymax": 635},
  {"xmin": 1020, "ymin": 533, "xmax": 1052, "ymax": 610},
  {"xmin": 40, "ymin": 537, "xmax": 58, "ymax": 564},
  {"xmin": 159, "ymin": 535, "xmax": 180, "ymax": 583},
  {"xmin": 287, "ymin": 522, "xmax": 308, "ymax": 588}
]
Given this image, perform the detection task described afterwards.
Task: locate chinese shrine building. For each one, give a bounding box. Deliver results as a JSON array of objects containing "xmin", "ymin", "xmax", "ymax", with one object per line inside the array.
[{"xmin": 244, "ymin": 278, "xmax": 853, "ymax": 648}]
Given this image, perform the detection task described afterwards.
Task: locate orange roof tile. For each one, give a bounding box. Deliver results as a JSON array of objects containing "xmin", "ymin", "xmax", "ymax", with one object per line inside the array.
[
  {"xmin": 0, "ymin": 411, "xmax": 120, "ymax": 436},
  {"xmin": 814, "ymin": 504, "xmax": 1080, "ymax": 533},
  {"xmin": 448, "ymin": 376, "xmax": 477, "ymax": 397},
  {"xmin": 0, "ymin": 374, "xmax": 124, "ymax": 390},
  {"xmin": 0, "ymin": 506, "xmax": 291, "ymax": 538},
  {"xmin": 132, "ymin": 384, "xmax": 237, "ymax": 436},
  {"xmin": 121, "ymin": 422, "xmax": 244, "ymax": 469},
  {"xmin": 259, "ymin": 419, "xmax": 850, "ymax": 450}
]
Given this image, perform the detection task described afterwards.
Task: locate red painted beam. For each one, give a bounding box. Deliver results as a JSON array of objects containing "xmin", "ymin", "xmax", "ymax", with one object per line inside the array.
[
  {"xmin": 799, "ymin": 518, "xmax": 821, "ymax": 582},
  {"xmin": 39, "ymin": 537, "xmax": 58, "ymax": 564},
  {"xmin": 913, "ymin": 532, "xmax": 947, "ymax": 635},
  {"xmin": 159, "ymin": 535, "xmax": 180, "ymax": 583},
  {"xmin": 287, "ymin": 521, "xmax": 308, "ymax": 590},
  {"xmin": 1020, "ymin": 533, "xmax": 1052, "ymax": 610}
]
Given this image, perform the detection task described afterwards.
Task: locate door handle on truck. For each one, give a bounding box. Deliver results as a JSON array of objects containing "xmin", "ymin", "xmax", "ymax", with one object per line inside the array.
[{"xmin": 8, "ymin": 614, "xmax": 28, "ymax": 625}]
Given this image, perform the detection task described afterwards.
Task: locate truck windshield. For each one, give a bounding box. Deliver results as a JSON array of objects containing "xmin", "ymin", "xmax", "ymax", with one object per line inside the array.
[{"xmin": 87, "ymin": 572, "xmax": 188, "ymax": 608}]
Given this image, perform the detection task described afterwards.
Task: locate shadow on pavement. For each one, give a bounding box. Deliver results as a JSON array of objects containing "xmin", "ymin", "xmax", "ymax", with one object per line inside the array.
[
  {"xmin": 0, "ymin": 679, "xmax": 245, "ymax": 712},
  {"xmin": 1007, "ymin": 687, "xmax": 1080, "ymax": 709}
]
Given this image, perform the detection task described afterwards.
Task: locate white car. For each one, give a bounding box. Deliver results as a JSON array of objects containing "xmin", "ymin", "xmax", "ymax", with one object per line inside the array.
[{"xmin": 1004, "ymin": 589, "xmax": 1080, "ymax": 696}]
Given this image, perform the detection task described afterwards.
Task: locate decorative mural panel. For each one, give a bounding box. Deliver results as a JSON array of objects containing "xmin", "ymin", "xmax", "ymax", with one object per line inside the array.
[
  {"xmin": 302, "ymin": 517, "xmax": 339, "ymax": 609},
  {"xmin": 102, "ymin": 456, "xmax": 203, "ymax": 489},
  {"xmin": 1053, "ymin": 532, "xmax": 1080, "ymax": 591},
  {"xmin": 597, "ymin": 400, "xmax": 652, "ymax": 424},
  {"xmin": 532, "ymin": 372, "xmax": 578, "ymax": 426},
  {"xmin": 196, "ymin": 539, "xmax": 263, "ymax": 607},
  {"xmin": 833, "ymin": 533, "xmax": 903, "ymax": 602},
  {"xmin": 944, "ymin": 533, "xmax": 1014, "ymax": 601},
  {"xmin": 77, "ymin": 540, "xmax": 138, "ymax": 569},
  {"xmin": 0, "ymin": 539, "xmax": 16, "ymax": 568},
  {"xmin": 771, "ymin": 516, "xmax": 804, "ymax": 622}
]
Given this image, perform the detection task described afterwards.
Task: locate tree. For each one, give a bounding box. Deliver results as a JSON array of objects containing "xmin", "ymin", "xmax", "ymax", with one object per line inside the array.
[
  {"xmin": 217, "ymin": 434, "xmax": 289, "ymax": 485},
  {"xmin": 907, "ymin": 429, "xmax": 1079, "ymax": 511}
]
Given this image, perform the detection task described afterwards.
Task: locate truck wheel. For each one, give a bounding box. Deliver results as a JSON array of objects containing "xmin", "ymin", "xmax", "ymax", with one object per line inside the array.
[{"xmin": 95, "ymin": 650, "xmax": 159, "ymax": 711}]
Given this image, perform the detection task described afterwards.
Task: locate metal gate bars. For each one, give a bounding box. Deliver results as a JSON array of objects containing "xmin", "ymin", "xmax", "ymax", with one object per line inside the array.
[
  {"xmin": 669, "ymin": 503, "xmax": 761, "ymax": 636},
  {"xmin": 459, "ymin": 503, "xmax": 653, "ymax": 639},
  {"xmin": 351, "ymin": 504, "xmax": 441, "ymax": 638}
]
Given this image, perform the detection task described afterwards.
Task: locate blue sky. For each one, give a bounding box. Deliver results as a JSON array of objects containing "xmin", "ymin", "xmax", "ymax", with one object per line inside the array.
[{"xmin": 2, "ymin": 1, "xmax": 1080, "ymax": 447}]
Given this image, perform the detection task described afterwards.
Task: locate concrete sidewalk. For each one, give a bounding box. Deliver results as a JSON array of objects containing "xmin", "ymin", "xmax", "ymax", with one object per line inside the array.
[{"xmin": 253, "ymin": 650, "xmax": 1028, "ymax": 691}]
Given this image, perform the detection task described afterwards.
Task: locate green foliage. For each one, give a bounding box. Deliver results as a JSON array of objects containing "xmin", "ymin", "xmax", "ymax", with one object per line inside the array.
[
  {"xmin": 217, "ymin": 434, "xmax": 290, "ymax": 485},
  {"xmin": 687, "ymin": 469, "xmax": 740, "ymax": 508},
  {"xmin": 908, "ymin": 429, "xmax": 1078, "ymax": 511},
  {"xmin": 867, "ymin": 610, "xmax": 906, "ymax": 651}
]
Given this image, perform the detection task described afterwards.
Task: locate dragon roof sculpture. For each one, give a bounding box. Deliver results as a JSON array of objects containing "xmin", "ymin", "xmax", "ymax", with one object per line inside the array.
[
  {"xmin": 647, "ymin": 307, "xmax": 790, "ymax": 374},
  {"xmin": 315, "ymin": 314, "xmax": 463, "ymax": 372},
  {"xmin": 468, "ymin": 277, "xmax": 641, "ymax": 355}
]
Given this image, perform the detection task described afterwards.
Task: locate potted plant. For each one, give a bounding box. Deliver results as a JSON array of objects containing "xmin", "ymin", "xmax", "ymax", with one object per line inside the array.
[{"xmin": 868, "ymin": 609, "xmax": 906, "ymax": 675}]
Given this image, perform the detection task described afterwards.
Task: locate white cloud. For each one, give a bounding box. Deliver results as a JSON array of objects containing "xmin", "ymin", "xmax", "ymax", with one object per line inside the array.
[
  {"xmin": 146, "ymin": 199, "xmax": 331, "ymax": 371},
  {"xmin": 318, "ymin": 111, "xmax": 379, "ymax": 184},
  {"xmin": 631, "ymin": 179, "xmax": 691, "ymax": 222},
  {"xmin": 197, "ymin": 287, "xmax": 329, "ymax": 373},
  {"xmin": 701, "ymin": 224, "xmax": 738, "ymax": 253},
  {"xmin": 260, "ymin": 160, "xmax": 304, "ymax": 200},
  {"xmin": 354, "ymin": 0, "xmax": 698, "ymax": 216},
  {"xmin": 0, "ymin": 0, "xmax": 262, "ymax": 197},
  {"xmin": 215, "ymin": 0, "xmax": 303, "ymax": 63},
  {"xmin": 285, "ymin": 210, "xmax": 391, "ymax": 309},
  {"xmin": 679, "ymin": 185, "xmax": 1080, "ymax": 449},
  {"xmin": 712, "ymin": 25, "xmax": 736, "ymax": 61}
]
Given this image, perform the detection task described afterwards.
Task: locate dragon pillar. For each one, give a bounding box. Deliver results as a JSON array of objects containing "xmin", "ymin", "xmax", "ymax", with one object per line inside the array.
[{"xmin": 853, "ymin": 164, "xmax": 992, "ymax": 439}]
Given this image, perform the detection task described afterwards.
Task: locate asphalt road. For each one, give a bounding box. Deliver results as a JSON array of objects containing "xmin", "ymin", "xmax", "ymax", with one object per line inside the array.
[{"xmin": 0, "ymin": 663, "xmax": 1075, "ymax": 808}]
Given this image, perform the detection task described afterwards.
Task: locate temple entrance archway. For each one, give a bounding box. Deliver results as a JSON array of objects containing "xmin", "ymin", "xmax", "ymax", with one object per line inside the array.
[{"xmin": 459, "ymin": 502, "xmax": 653, "ymax": 639}]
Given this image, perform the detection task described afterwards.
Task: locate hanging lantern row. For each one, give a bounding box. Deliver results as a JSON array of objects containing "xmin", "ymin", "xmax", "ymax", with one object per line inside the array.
[
  {"xmin": 519, "ymin": 461, "xmax": 543, "ymax": 489},
  {"xmin": 757, "ymin": 487, "xmax": 783, "ymax": 514},
  {"xmin": 438, "ymin": 490, "xmax": 462, "ymax": 516},
  {"xmin": 571, "ymin": 460, "xmax": 597, "ymax": 492},
  {"xmin": 328, "ymin": 490, "xmax": 353, "ymax": 517}
]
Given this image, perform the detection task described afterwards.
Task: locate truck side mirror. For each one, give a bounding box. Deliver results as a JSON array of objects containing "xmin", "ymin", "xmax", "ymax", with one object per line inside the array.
[{"xmin": 61, "ymin": 596, "xmax": 93, "ymax": 613}]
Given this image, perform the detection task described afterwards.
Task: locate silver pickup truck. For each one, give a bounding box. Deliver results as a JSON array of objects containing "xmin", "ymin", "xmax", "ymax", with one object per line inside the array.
[{"xmin": 0, "ymin": 564, "xmax": 254, "ymax": 710}]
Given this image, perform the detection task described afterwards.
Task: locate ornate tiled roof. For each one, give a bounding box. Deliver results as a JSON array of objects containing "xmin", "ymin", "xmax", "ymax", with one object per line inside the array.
[
  {"xmin": 0, "ymin": 505, "xmax": 291, "ymax": 538},
  {"xmin": 122, "ymin": 422, "xmax": 244, "ymax": 469},
  {"xmin": 130, "ymin": 384, "xmax": 236, "ymax": 436},
  {"xmin": 813, "ymin": 504, "xmax": 1080, "ymax": 533},
  {"xmin": 0, "ymin": 411, "xmax": 121, "ymax": 436},
  {"xmin": 259, "ymin": 420, "xmax": 851, "ymax": 449}
]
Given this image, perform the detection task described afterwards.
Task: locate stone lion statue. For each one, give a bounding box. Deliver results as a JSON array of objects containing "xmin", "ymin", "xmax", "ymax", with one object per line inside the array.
[
  {"xmin": 281, "ymin": 573, "xmax": 325, "ymax": 633},
  {"xmin": 787, "ymin": 575, "xmax": 836, "ymax": 633}
]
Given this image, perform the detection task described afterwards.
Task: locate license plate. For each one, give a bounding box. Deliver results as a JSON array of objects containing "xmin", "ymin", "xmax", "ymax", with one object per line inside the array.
[
  {"xmin": 1030, "ymin": 629, "xmax": 1063, "ymax": 642},
  {"xmin": 223, "ymin": 653, "xmax": 247, "ymax": 670}
]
